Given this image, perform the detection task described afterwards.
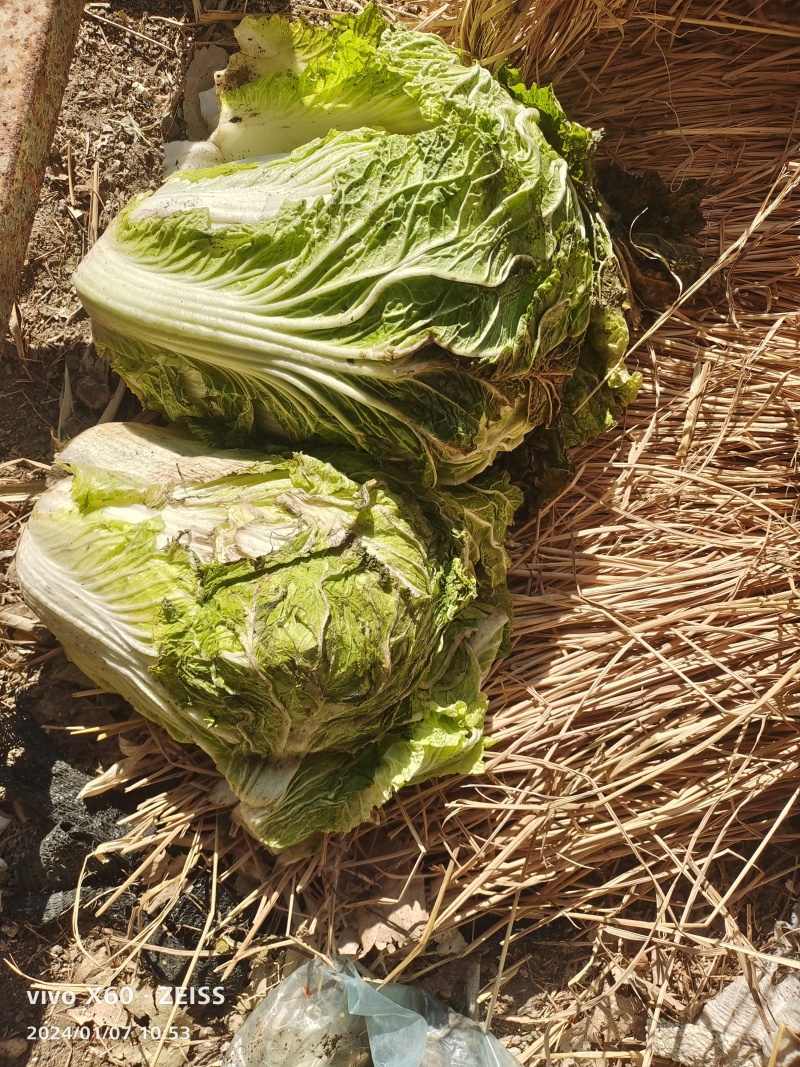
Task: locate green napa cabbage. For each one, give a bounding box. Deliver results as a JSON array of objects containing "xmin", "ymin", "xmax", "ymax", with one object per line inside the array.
[
  {"xmin": 73, "ymin": 7, "xmax": 636, "ymax": 485},
  {"xmin": 16, "ymin": 423, "xmax": 520, "ymax": 849}
]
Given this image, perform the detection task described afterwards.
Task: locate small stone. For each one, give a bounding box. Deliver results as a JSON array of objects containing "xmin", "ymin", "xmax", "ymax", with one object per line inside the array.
[
  {"xmin": 76, "ymin": 378, "xmax": 112, "ymax": 411},
  {"xmin": 161, "ymin": 115, "xmax": 180, "ymax": 140},
  {"xmin": 0, "ymin": 1037, "xmax": 27, "ymax": 1060}
]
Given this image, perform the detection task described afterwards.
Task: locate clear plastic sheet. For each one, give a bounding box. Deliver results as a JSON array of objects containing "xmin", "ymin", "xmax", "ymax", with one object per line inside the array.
[{"xmin": 223, "ymin": 956, "xmax": 521, "ymax": 1067}]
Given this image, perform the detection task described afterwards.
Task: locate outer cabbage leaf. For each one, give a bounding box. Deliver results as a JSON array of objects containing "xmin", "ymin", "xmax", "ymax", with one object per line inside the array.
[
  {"xmin": 233, "ymin": 690, "xmax": 488, "ymax": 850},
  {"xmin": 561, "ymin": 198, "xmax": 641, "ymax": 449},
  {"xmin": 224, "ymin": 11, "xmax": 355, "ymax": 79},
  {"xmin": 561, "ymin": 308, "xmax": 641, "ymax": 449},
  {"xmin": 207, "ymin": 7, "xmax": 553, "ymax": 166},
  {"xmin": 210, "ymin": 12, "xmax": 428, "ymax": 160},
  {"xmin": 496, "ymin": 64, "xmax": 601, "ymax": 190},
  {"xmin": 16, "ymin": 423, "xmax": 520, "ymax": 850},
  {"xmin": 496, "ymin": 65, "xmax": 641, "ymax": 451}
]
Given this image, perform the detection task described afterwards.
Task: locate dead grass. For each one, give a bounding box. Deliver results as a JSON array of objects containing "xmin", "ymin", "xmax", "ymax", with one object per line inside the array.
[{"xmin": 5, "ymin": 0, "xmax": 800, "ymax": 1063}]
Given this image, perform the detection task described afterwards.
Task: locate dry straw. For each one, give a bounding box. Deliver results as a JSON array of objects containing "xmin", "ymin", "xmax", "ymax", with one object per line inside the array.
[{"xmin": 38, "ymin": 0, "xmax": 800, "ymax": 1060}]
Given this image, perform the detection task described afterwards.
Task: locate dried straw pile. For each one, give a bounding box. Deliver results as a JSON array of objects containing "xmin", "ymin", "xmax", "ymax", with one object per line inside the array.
[{"xmin": 80, "ymin": 0, "xmax": 800, "ymax": 1058}]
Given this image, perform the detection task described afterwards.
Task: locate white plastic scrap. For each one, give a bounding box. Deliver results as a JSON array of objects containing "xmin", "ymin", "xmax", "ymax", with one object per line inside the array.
[{"xmin": 223, "ymin": 956, "xmax": 520, "ymax": 1067}]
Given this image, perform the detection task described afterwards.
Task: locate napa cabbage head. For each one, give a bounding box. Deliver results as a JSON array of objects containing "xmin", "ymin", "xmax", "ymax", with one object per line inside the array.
[
  {"xmin": 72, "ymin": 7, "xmax": 636, "ymax": 485},
  {"xmin": 16, "ymin": 423, "xmax": 520, "ymax": 849}
]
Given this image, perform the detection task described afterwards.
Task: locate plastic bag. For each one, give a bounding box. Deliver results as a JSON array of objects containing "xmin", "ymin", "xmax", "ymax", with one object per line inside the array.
[{"xmin": 223, "ymin": 956, "xmax": 521, "ymax": 1067}]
